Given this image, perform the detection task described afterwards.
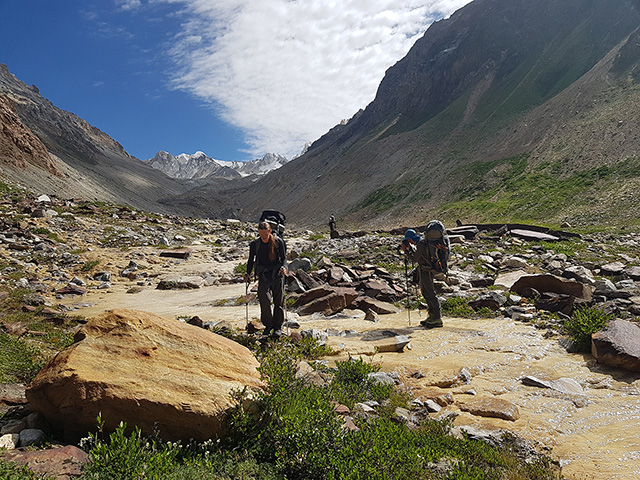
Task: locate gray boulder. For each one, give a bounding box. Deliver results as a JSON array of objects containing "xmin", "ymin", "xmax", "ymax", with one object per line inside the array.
[
  {"xmin": 511, "ymin": 274, "xmax": 594, "ymax": 300},
  {"xmin": 287, "ymin": 257, "xmax": 312, "ymax": 272},
  {"xmin": 592, "ymin": 320, "xmax": 640, "ymax": 371}
]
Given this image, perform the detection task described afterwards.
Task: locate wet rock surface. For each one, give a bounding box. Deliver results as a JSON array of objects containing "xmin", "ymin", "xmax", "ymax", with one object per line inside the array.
[{"xmin": 0, "ymin": 193, "xmax": 639, "ymax": 479}]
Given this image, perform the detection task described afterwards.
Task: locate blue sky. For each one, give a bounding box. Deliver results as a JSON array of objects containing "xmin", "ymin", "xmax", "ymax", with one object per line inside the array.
[{"xmin": 0, "ymin": 0, "xmax": 470, "ymax": 162}]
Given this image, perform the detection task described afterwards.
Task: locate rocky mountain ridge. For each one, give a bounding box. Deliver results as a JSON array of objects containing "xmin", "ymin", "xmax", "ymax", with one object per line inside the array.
[
  {"xmin": 185, "ymin": 0, "xmax": 640, "ymax": 229},
  {"xmin": 0, "ymin": 63, "xmax": 189, "ymax": 216},
  {"xmin": 144, "ymin": 150, "xmax": 289, "ymax": 181}
]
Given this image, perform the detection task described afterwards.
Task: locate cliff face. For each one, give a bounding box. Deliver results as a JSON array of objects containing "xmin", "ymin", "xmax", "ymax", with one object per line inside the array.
[{"xmin": 0, "ymin": 94, "xmax": 61, "ymax": 176}]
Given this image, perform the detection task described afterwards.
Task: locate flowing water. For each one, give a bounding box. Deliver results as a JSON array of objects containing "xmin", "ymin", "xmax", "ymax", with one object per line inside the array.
[{"xmin": 64, "ymin": 283, "xmax": 640, "ymax": 479}]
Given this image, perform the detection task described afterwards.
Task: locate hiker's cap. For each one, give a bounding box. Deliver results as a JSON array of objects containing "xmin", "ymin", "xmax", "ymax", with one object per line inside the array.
[{"xmin": 404, "ymin": 229, "xmax": 420, "ymax": 242}]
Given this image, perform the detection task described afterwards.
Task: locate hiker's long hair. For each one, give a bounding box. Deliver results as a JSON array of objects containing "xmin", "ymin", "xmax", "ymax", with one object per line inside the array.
[{"xmin": 258, "ymin": 221, "xmax": 277, "ymax": 261}]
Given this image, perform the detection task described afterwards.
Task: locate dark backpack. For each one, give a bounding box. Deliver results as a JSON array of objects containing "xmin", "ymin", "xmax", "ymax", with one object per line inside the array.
[
  {"xmin": 259, "ymin": 209, "xmax": 286, "ymax": 237},
  {"xmin": 421, "ymin": 220, "xmax": 450, "ymax": 274}
]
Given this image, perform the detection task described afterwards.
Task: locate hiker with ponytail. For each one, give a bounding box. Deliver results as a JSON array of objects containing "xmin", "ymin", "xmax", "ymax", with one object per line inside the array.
[{"xmin": 244, "ymin": 221, "xmax": 287, "ymax": 337}]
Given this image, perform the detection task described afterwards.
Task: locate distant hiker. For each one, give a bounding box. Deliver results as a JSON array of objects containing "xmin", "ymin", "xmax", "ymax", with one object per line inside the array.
[
  {"xmin": 244, "ymin": 221, "xmax": 287, "ymax": 337},
  {"xmin": 400, "ymin": 221, "xmax": 450, "ymax": 328},
  {"xmin": 328, "ymin": 215, "xmax": 337, "ymax": 232}
]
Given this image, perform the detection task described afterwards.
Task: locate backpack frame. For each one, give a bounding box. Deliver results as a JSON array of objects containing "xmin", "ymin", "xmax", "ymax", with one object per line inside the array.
[{"xmin": 259, "ymin": 209, "xmax": 286, "ymax": 237}]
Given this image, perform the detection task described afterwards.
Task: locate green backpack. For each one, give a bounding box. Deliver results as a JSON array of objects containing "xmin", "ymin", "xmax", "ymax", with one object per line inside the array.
[{"xmin": 420, "ymin": 220, "xmax": 450, "ymax": 274}]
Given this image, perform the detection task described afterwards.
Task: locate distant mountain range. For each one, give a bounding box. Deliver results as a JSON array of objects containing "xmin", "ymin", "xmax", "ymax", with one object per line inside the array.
[
  {"xmin": 1, "ymin": 0, "xmax": 639, "ymax": 229},
  {"xmin": 144, "ymin": 151, "xmax": 290, "ymax": 181}
]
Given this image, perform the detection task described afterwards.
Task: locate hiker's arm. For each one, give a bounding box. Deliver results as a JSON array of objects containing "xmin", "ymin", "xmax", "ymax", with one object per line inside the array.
[
  {"xmin": 405, "ymin": 243, "xmax": 419, "ymax": 263},
  {"xmin": 414, "ymin": 242, "xmax": 433, "ymax": 270}
]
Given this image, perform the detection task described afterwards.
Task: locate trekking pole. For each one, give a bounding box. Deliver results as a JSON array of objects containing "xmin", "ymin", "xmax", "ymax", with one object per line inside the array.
[
  {"xmin": 245, "ymin": 279, "xmax": 249, "ymax": 331},
  {"xmin": 282, "ymin": 273, "xmax": 289, "ymax": 336},
  {"xmin": 403, "ymin": 254, "xmax": 411, "ymax": 326}
]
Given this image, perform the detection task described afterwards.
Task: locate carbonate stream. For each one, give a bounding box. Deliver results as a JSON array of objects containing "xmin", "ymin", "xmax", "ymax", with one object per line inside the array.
[{"xmin": 64, "ymin": 281, "xmax": 640, "ymax": 480}]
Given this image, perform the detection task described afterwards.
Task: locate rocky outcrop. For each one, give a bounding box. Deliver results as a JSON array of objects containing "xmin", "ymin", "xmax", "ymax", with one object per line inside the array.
[
  {"xmin": 0, "ymin": 94, "xmax": 61, "ymax": 176},
  {"xmin": 26, "ymin": 309, "xmax": 263, "ymax": 442},
  {"xmin": 591, "ymin": 320, "xmax": 640, "ymax": 371}
]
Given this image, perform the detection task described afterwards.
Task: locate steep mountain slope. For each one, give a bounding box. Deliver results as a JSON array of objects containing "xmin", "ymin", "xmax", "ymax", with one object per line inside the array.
[
  {"xmin": 0, "ymin": 64, "xmax": 189, "ymax": 214},
  {"xmin": 182, "ymin": 0, "xmax": 640, "ymax": 229}
]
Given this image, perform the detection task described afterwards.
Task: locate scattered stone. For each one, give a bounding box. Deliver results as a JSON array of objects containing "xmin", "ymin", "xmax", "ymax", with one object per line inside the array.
[
  {"xmin": 156, "ymin": 276, "xmax": 204, "ymax": 289},
  {"xmin": 510, "ymin": 229, "xmax": 560, "ymax": 242},
  {"xmin": 600, "ymin": 261, "xmax": 626, "ymax": 276},
  {"xmin": 522, "ymin": 376, "xmax": 585, "ymax": 395},
  {"xmin": 296, "ymin": 286, "xmax": 359, "ymax": 316},
  {"xmin": 494, "ymin": 270, "xmax": 529, "ymax": 290},
  {"xmin": 18, "ymin": 428, "xmax": 45, "ymax": 447},
  {"xmin": 459, "ymin": 397, "xmax": 520, "ymax": 421},
  {"xmin": 56, "ymin": 284, "xmax": 87, "ymax": 296},
  {"xmin": 2, "ymin": 445, "xmax": 89, "ymax": 479},
  {"xmin": 364, "ymin": 309, "xmax": 379, "ymax": 322},
  {"xmin": 469, "ymin": 292, "xmax": 507, "ymax": 310},
  {"xmin": 591, "ymin": 320, "xmax": 640, "ymax": 371},
  {"xmin": 367, "ymin": 372, "xmax": 396, "ymax": 386},
  {"xmin": 287, "ymin": 257, "xmax": 312, "ymax": 272},
  {"xmin": 0, "ymin": 433, "xmax": 19, "ymax": 449},
  {"xmin": 511, "ymin": 274, "xmax": 594, "ymax": 300},
  {"xmin": 159, "ymin": 248, "xmax": 192, "ymax": 259},
  {"xmin": 353, "ymin": 296, "xmax": 399, "ymax": 315},
  {"xmin": 372, "ymin": 334, "xmax": 410, "ymax": 353}
]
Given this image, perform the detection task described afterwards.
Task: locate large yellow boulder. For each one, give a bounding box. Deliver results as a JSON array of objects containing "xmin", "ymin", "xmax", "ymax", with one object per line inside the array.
[{"xmin": 26, "ymin": 309, "xmax": 262, "ymax": 442}]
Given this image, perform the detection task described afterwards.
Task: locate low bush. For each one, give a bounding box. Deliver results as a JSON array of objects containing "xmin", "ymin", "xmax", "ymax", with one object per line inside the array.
[
  {"xmin": 0, "ymin": 332, "xmax": 45, "ymax": 383},
  {"xmin": 441, "ymin": 297, "xmax": 476, "ymax": 317},
  {"xmin": 563, "ymin": 306, "xmax": 615, "ymax": 352},
  {"xmin": 73, "ymin": 337, "xmax": 560, "ymax": 479},
  {"xmin": 0, "ymin": 457, "xmax": 49, "ymax": 480}
]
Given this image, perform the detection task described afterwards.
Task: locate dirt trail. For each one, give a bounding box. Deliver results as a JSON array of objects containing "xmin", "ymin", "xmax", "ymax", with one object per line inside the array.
[{"xmin": 60, "ymin": 254, "xmax": 640, "ymax": 480}]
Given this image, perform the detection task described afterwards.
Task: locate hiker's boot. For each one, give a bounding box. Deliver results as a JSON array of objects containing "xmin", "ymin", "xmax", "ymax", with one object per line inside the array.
[{"xmin": 420, "ymin": 318, "xmax": 443, "ymax": 329}]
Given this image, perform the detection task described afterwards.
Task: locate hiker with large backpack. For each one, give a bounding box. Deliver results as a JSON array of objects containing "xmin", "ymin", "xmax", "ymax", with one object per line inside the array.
[
  {"xmin": 244, "ymin": 221, "xmax": 287, "ymax": 337},
  {"xmin": 400, "ymin": 220, "xmax": 450, "ymax": 329}
]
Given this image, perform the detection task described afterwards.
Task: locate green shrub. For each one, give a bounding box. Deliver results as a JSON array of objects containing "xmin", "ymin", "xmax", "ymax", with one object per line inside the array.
[
  {"xmin": 442, "ymin": 297, "xmax": 476, "ymax": 318},
  {"xmin": 80, "ymin": 260, "xmax": 100, "ymax": 272},
  {"xmin": 331, "ymin": 356, "xmax": 393, "ymax": 407},
  {"xmin": 0, "ymin": 332, "xmax": 45, "ymax": 383},
  {"xmin": 564, "ymin": 306, "xmax": 615, "ymax": 352},
  {"xmin": 0, "ymin": 457, "xmax": 49, "ymax": 480},
  {"xmin": 234, "ymin": 262, "xmax": 247, "ymax": 274},
  {"xmin": 81, "ymin": 416, "xmax": 182, "ymax": 480}
]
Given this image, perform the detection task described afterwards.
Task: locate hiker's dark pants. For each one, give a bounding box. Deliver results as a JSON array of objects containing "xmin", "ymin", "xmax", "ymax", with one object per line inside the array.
[
  {"xmin": 419, "ymin": 269, "xmax": 441, "ymax": 320},
  {"xmin": 257, "ymin": 270, "xmax": 285, "ymax": 332}
]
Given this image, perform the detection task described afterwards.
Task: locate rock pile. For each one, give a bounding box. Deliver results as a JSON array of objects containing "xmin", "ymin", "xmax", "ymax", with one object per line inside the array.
[{"xmin": 1, "ymin": 189, "xmax": 639, "ymax": 478}]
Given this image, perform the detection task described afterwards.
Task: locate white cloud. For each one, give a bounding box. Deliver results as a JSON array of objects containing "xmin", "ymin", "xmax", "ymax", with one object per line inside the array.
[
  {"xmin": 117, "ymin": 0, "xmax": 143, "ymax": 11},
  {"xmin": 160, "ymin": 0, "xmax": 472, "ymax": 158}
]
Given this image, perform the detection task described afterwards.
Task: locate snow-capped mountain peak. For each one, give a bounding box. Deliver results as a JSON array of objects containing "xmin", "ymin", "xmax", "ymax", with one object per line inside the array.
[{"xmin": 144, "ymin": 151, "xmax": 290, "ymax": 180}]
